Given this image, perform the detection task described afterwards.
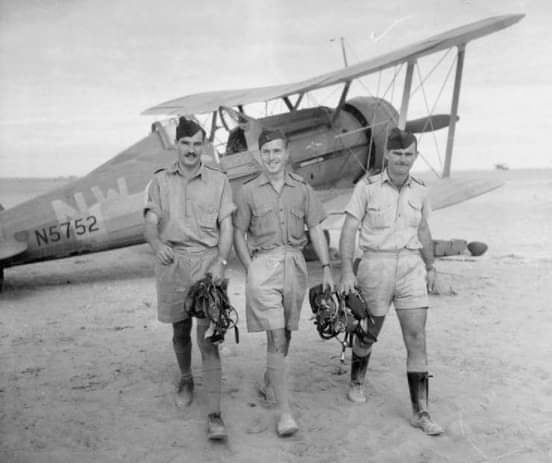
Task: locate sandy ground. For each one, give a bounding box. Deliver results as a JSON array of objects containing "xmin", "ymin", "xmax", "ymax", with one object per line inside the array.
[{"xmin": 1, "ymin": 169, "xmax": 551, "ymax": 463}]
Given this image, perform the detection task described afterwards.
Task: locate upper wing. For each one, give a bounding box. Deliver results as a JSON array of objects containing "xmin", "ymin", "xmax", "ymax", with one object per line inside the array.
[
  {"xmin": 319, "ymin": 174, "xmax": 505, "ymax": 230},
  {"xmin": 142, "ymin": 14, "xmax": 523, "ymax": 116}
]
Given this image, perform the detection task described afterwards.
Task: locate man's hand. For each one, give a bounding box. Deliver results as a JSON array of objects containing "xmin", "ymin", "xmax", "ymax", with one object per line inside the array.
[
  {"xmin": 154, "ymin": 242, "xmax": 174, "ymax": 265},
  {"xmin": 207, "ymin": 258, "xmax": 226, "ymax": 284},
  {"xmin": 426, "ymin": 267, "xmax": 437, "ymax": 294},
  {"xmin": 322, "ymin": 266, "xmax": 335, "ymax": 292},
  {"xmin": 339, "ymin": 270, "xmax": 357, "ymax": 295}
]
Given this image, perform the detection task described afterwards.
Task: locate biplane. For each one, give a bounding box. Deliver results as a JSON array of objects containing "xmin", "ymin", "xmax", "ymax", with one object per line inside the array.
[{"xmin": 0, "ymin": 14, "xmax": 524, "ymax": 290}]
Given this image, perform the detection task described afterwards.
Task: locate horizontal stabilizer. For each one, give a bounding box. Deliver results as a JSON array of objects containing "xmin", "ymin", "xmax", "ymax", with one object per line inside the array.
[
  {"xmin": 0, "ymin": 239, "xmax": 28, "ymax": 261},
  {"xmin": 405, "ymin": 114, "xmax": 458, "ymax": 133}
]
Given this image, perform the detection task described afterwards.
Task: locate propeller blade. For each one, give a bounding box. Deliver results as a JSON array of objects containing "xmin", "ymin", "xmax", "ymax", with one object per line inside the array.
[{"xmin": 405, "ymin": 114, "xmax": 459, "ymax": 133}]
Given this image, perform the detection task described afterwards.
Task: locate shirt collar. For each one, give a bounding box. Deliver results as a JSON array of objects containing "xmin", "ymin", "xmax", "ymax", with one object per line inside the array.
[
  {"xmin": 382, "ymin": 169, "xmax": 412, "ymax": 187},
  {"xmin": 256, "ymin": 171, "xmax": 297, "ymax": 187},
  {"xmin": 168, "ymin": 162, "xmax": 207, "ymax": 182}
]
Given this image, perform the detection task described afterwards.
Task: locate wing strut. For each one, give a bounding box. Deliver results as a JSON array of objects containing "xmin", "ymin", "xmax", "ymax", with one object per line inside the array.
[
  {"xmin": 208, "ymin": 110, "xmax": 218, "ymax": 142},
  {"xmin": 331, "ymin": 81, "xmax": 351, "ymax": 124},
  {"xmin": 398, "ymin": 61, "xmax": 415, "ymax": 129},
  {"xmin": 443, "ymin": 44, "xmax": 466, "ymax": 177},
  {"xmin": 293, "ymin": 93, "xmax": 304, "ymax": 110},
  {"xmin": 283, "ymin": 96, "xmax": 293, "ymax": 111}
]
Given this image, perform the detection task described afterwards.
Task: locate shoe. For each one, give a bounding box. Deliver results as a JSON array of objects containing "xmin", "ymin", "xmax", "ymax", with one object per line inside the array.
[
  {"xmin": 259, "ymin": 383, "xmax": 277, "ymax": 403},
  {"xmin": 207, "ymin": 412, "xmax": 227, "ymax": 440},
  {"xmin": 347, "ymin": 384, "xmax": 367, "ymax": 403},
  {"xmin": 277, "ymin": 413, "xmax": 298, "ymax": 437},
  {"xmin": 411, "ymin": 411, "xmax": 443, "ymax": 436},
  {"xmin": 175, "ymin": 376, "xmax": 194, "ymax": 407}
]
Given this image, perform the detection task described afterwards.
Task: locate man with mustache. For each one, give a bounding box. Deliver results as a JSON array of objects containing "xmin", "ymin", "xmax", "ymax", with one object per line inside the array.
[
  {"xmin": 233, "ymin": 129, "xmax": 334, "ymax": 437},
  {"xmin": 144, "ymin": 118, "xmax": 235, "ymax": 440},
  {"xmin": 339, "ymin": 127, "xmax": 443, "ymax": 435}
]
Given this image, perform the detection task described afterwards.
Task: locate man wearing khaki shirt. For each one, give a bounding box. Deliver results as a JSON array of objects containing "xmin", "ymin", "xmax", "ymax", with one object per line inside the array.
[
  {"xmin": 144, "ymin": 118, "xmax": 235, "ymax": 440},
  {"xmin": 233, "ymin": 129, "xmax": 334, "ymax": 437},
  {"xmin": 339, "ymin": 128, "xmax": 443, "ymax": 436}
]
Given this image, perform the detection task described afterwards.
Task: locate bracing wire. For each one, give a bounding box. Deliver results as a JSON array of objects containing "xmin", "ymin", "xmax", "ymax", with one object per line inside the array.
[
  {"xmin": 415, "ymin": 53, "xmax": 458, "ymax": 176},
  {"xmin": 411, "ymin": 49, "xmax": 452, "ymax": 97}
]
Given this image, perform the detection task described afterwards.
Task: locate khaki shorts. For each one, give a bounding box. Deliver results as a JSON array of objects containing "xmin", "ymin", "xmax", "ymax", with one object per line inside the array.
[
  {"xmin": 245, "ymin": 247, "xmax": 307, "ymax": 332},
  {"xmin": 154, "ymin": 247, "xmax": 218, "ymax": 323},
  {"xmin": 356, "ymin": 249, "xmax": 428, "ymax": 317}
]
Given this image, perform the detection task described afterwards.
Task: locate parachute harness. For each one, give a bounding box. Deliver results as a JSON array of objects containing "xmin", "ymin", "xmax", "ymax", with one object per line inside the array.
[
  {"xmin": 309, "ymin": 285, "xmax": 377, "ymax": 363},
  {"xmin": 188, "ymin": 273, "xmax": 239, "ymax": 344}
]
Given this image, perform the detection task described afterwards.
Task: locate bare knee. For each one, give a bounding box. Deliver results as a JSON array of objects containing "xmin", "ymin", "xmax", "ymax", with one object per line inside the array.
[
  {"xmin": 404, "ymin": 328, "xmax": 426, "ymax": 353},
  {"xmin": 267, "ymin": 329, "xmax": 290, "ymax": 355},
  {"xmin": 197, "ymin": 323, "xmax": 220, "ymax": 357}
]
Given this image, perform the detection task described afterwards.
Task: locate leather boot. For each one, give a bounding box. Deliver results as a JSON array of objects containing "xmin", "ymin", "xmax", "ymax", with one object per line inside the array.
[{"xmin": 407, "ymin": 372, "xmax": 443, "ymax": 436}]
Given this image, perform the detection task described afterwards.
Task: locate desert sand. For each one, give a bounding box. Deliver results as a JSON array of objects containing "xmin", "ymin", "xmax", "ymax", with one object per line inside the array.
[{"xmin": 1, "ymin": 169, "xmax": 551, "ymax": 463}]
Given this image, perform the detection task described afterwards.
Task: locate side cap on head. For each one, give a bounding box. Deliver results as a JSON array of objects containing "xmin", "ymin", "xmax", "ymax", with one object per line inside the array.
[
  {"xmin": 258, "ymin": 128, "xmax": 287, "ymax": 149},
  {"xmin": 386, "ymin": 127, "xmax": 417, "ymax": 151},
  {"xmin": 176, "ymin": 117, "xmax": 205, "ymax": 141}
]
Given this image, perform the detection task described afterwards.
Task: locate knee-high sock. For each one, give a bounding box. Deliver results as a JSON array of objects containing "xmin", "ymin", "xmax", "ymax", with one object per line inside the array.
[
  {"xmin": 350, "ymin": 351, "xmax": 370, "ymax": 386},
  {"xmin": 173, "ymin": 321, "xmax": 192, "ymax": 379},
  {"xmin": 267, "ymin": 352, "xmax": 289, "ymax": 414},
  {"xmin": 407, "ymin": 371, "xmax": 429, "ymax": 414},
  {"xmin": 200, "ymin": 343, "xmax": 222, "ymax": 414}
]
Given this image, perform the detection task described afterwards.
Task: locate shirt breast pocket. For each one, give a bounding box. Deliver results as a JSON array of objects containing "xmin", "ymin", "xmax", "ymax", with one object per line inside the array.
[
  {"xmin": 406, "ymin": 199, "xmax": 422, "ymax": 227},
  {"xmin": 252, "ymin": 205, "xmax": 273, "ymax": 235},
  {"xmin": 289, "ymin": 207, "xmax": 306, "ymax": 239},
  {"xmin": 366, "ymin": 205, "xmax": 393, "ymax": 229},
  {"xmin": 197, "ymin": 203, "xmax": 218, "ymax": 230}
]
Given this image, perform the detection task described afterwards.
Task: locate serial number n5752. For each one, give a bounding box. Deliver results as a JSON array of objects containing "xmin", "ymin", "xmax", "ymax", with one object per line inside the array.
[{"xmin": 34, "ymin": 216, "xmax": 100, "ymax": 246}]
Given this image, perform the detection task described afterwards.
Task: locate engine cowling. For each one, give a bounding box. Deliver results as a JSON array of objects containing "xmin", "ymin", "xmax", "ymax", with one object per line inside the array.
[{"xmin": 343, "ymin": 96, "xmax": 399, "ymax": 172}]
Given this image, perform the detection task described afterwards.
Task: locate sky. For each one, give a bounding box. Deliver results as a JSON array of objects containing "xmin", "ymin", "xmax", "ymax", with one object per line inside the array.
[{"xmin": 0, "ymin": 0, "xmax": 550, "ymax": 177}]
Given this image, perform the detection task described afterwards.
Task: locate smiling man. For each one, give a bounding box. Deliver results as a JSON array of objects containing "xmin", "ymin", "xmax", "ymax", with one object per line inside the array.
[
  {"xmin": 144, "ymin": 117, "xmax": 235, "ymax": 440},
  {"xmin": 233, "ymin": 128, "xmax": 334, "ymax": 437},
  {"xmin": 339, "ymin": 127, "xmax": 443, "ymax": 436}
]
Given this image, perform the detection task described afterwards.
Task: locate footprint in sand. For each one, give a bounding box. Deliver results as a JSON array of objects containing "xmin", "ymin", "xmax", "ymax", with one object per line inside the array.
[{"xmin": 246, "ymin": 415, "xmax": 269, "ymax": 434}]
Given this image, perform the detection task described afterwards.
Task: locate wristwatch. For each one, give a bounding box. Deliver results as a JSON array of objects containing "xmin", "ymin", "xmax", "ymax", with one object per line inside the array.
[{"xmin": 217, "ymin": 256, "xmax": 228, "ymax": 266}]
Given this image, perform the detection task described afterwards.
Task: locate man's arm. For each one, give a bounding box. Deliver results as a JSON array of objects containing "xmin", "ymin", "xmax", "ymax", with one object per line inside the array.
[
  {"xmin": 233, "ymin": 228, "xmax": 252, "ymax": 272},
  {"xmin": 308, "ymin": 224, "xmax": 335, "ymax": 291},
  {"xmin": 207, "ymin": 215, "xmax": 233, "ymax": 283},
  {"xmin": 144, "ymin": 211, "xmax": 174, "ymax": 265},
  {"xmin": 418, "ymin": 215, "xmax": 436, "ymax": 292},
  {"xmin": 339, "ymin": 213, "xmax": 360, "ymax": 294}
]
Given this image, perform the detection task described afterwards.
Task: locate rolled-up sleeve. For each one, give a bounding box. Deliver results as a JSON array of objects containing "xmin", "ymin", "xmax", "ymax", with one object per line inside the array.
[
  {"xmin": 144, "ymin": 177, "xmax": 162, "ymax": 218},
  {"xmin": 304, "ymin": 185, "xmax": 327, "ymax": 228},
  {"xmin": 218, "ymin": 176, "xmax": 236, "ymax": 222},
  {"xmin": 344, "ymin": 182, "xmax": 367, "ymax": 221},
  {"xmin": 232, "ymin": 186, "xmax": 251, "ymax": 232}
]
